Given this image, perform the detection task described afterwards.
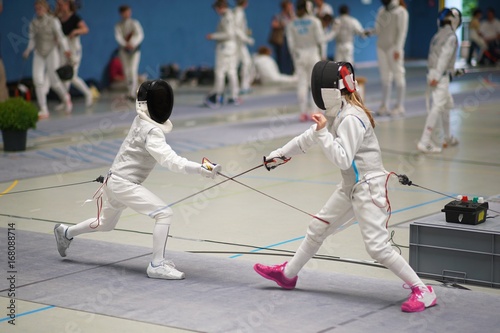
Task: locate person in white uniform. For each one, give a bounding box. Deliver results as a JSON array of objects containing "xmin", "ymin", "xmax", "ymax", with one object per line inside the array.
[
  {"xmin": 253, "ymin": 46, "xmax": 297, "ymax": 85},
  {"xmin": 372, "ymin": 0, "xmax": 408, "ymax": 116},
  {"xmin": 286, "ymin": 0, "xmax": 325, "ymax": 122},
  {"xmin": 479, "ymin": 8, "xmax": 500, "ymax": 64},
  {"xmin": 234, "ymin": 0, "xmax": 255, "ymax": 94},
  {"xmin": 333, "ymin": 5, "xmax": 365, "ymax": 64},
  {"xmin": 53, "ymin": 80, "xmax": 222, "ymax": 280},
  {"xmin": 23, "ymin": 0, "xmax": 73, "ymax": 119},
  {"xmin": 417, "ymin": 8, "xmax": 462, "ymax": 154},
  {"xmin": 254, "ymin": 60, "xmax": 437, "ymax": 313},
  {"xmin": 55, "ymin": 0, "xmax": 93, "ymax": 108},
  {"xmin": 205, "ymin": 0, "xmax": 240, "ymax": 108},
  {"xmin": 114, "ymin": 5, "xmax": 144, "ymax": 100}
]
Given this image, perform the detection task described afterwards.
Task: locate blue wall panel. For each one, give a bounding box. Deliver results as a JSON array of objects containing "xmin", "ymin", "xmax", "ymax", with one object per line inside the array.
[{"xmin": 0, "ymin": 0, "xmax": 447, "ymax": 85}]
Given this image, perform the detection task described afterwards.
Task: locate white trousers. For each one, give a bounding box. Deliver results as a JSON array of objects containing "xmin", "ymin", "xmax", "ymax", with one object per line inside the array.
[
  {"xmin": 237, "ymin": 44, "xmax": 253, "ymax": 91},
  {"xmin": 377, "ymin": 47, "xmax": 406, "ymax": 109},
  {"xmin": 67, "ymin": 174, "xmax": 173, "ymax": 264},
  {"xmin": 60, "ymin": 43, "xmax": 91, "ymax": 101},
  {"xmin": 285, "ymin": 174, "xmax": 424, "ymax": 287},
  {"xmin": 334, "ymin": 42, "xmax": 355, "ymax": 64},
  {"xmin": 32, "ymin": 49, "xmax": 69, "ymax": 111},
  {"xmin": 213, "ymin": 52, "xmax": 239, "ymax": 99},
  {"xmin": 294, "ymin": 51, "xmax": 320, "ymax": 114},
  {"xmin": 420, "ymin": 75, "xmax": 453, "ymax": 145},
  {"xmin": 119, "ymin": 49, "xmax": 141, "ymax": 98}
]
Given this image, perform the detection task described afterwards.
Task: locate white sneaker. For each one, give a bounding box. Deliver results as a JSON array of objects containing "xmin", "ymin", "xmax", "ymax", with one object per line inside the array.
[
  {"xmin": 54, "ymin": 224, "xmax": 72, "ymax": 257},
  {"xmin": 377, "ymin": 105, "xmax": 389, "ymax": 116},
  {"xmin": 391, "ymin": 105, "xmax": 405, "ymax": 117},
  {"xmin": 147, "ymin": 260, "xmax": 185, "ymax": 280},
  {"xmin": 64, "ymin": 95, "xmax": 73, "ymax": 114},
  {"xmin": 55, "ymin": 103, "xmax": 65, "ymax": 111},
  {"xmin": 38, "ymin": 108, "xmax": 50, "ymax": 120},
  {"xmin": 85, "ymin": 93, "xmax": 94, "ymax": 107},
  {"xmin": 417, "ymin": 141, "xmax": 442, "ymax": 153},
  {"xmin": 443, "ymin": 136, "xmax": 459, "ymax": 148}
]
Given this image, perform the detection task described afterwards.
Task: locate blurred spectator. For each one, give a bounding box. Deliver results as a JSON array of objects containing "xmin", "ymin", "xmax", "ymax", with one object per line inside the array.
[
  {"xmin": 253, "ymin": 46, "xmax": 297, "ymax": 84},
  {"xmin": 479, "ymin": 8, "xmax": 500, "ymax": 65},
  {"xmin": 269, "ymin": 0, "xmax": 295, "ymax": 75}
]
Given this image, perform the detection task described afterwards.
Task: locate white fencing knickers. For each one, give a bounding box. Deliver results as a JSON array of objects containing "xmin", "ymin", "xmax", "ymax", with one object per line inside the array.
[
  {"xmin": 237, "ymin": 44, "xmax": 253, "ymax": 92},
  {"xmin": 294, "ymin": 49, "xmax": 320, "ymax": 114},
  {"xmin": 377, "ymin": 47, "xmax": 406, "ymax": 109},
  {"xmin": 284, "ymin": 174, "xmax": 424, "ymax": 288},
  {"xmin": 32, "ymin": 48, "xmax": 69, "ymax": 112},
  {"xmin": 119, "ymin": 49, "xmax": 141, "ymax": 98},
  {"xmin": 66, "ymin": 174, "xmax": 173, "ymax": 264},
  {"xmin": 420, "ymin": 75, "xmax": 454, "ymax": 145},
  {"xmin": 213, "ymin": 52, "xmax": 239, "ymax": 100},
  {"xmin": 60, "ymin": 37, "xmax": 92, "ymax": 104}
]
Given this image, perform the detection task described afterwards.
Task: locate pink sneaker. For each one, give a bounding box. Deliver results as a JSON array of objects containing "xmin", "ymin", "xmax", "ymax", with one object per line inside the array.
[
  {"xmin": 253, "ymin": 262, "xmax": 297, "ymax": 290},
  {"xmin": 401, "ymin": 285, "xmax": 437, "ymax": 312}
]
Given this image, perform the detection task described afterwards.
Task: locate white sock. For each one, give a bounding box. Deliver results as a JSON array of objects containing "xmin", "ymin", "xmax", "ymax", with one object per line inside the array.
[
  {"xmin": 151, "ymin": 217, "xmax": 171, "ymax": 266},
  {"xmin": 383, "ymin": 252, "xmax": 425, "ymax": 288},
  {"xmin": 284, "ymin": 236, "xmax": 322, "ymax": 278},
  {"xmin": 66, "ymin": 218, "xmax": 98, "ymax": 239}
]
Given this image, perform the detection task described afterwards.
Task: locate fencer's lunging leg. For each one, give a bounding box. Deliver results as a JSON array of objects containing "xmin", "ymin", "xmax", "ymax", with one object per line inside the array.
[{"xmin": 284, "ymin": 188, "xmax": 354, "ymax": 278}]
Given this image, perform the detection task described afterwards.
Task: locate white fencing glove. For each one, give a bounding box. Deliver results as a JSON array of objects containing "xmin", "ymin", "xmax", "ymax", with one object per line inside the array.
[
  {"xmin": 201, "ymin": 157, "xmax": 221, "ymax": 179},
  {"xmin": 263, "ymin": 153, "xmax": 291, "ymax": 171}
]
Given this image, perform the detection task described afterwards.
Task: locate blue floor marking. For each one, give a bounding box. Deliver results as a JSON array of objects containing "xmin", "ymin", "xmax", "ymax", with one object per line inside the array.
[
  {"xmin": 230, "ymin": 196, "xmax": 451, "ymax": 258},
  {"xmin": 0, "ymin": 305, "xmax": 54, "ymax": 322},
  {"xmin": 230, "ymin": 236, "xmax": 305, "ymax": 258}
]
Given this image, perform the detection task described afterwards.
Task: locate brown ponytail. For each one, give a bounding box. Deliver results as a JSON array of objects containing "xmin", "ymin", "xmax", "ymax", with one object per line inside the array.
[{"xmin": 344, "ymin": 92, "xmax": 376, "ymax": 128}]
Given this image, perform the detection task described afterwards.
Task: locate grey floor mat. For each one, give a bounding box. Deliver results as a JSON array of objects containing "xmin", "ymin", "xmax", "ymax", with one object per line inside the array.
[{"xmin": 1, "ymin": 228, "xmax": 499, "ymax": 333}]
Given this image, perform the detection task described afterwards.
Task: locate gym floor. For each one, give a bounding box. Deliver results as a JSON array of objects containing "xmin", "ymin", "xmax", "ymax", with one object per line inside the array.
[{"xmin": 1, "ymin": 61, "xmax": 500, "ymax": 332}]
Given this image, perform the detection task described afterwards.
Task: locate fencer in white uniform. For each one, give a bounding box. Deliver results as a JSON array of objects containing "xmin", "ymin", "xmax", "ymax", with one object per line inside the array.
[
  {"xmin": 54, "ymin": 80, "xmax": 222, "ymax": 280},
  {"xmin": 418, "ymin": 8, "xmax": 462, "ymax": 154},
  {"xmin": 55, "ymin": 0, "xmax": 93, "ymax": 108},
  {"xmin": 333, "ymin": 5, "xmax": 365, "ymax": 64},
  {"xmin": 205, "ymin": 0, "xmax": 239, "ymax": 108},
  {"xmin": 23, "ymin": 0, "xmax": 72, "ymax": 119},
  {"xmin": 286, "ymin": 0, "xmax": 325, "ymax": 121},
  {"xmin": 254, "ymin": 60, "xmax": 437, "ymax": 313},
  {"xmin": 373, "ymin": 0, "xmax": 408, "ymax": 116},
  {"xmin": 253, "ymin": 46, "xmax": 297, "ymax": 85},
  {"xmin": 114, "ymin": 5, "xmax": 144, "ymax": 100},
  {"xmin": 234, "ymin": 0, "xmax": 254, "ymax": 94}
]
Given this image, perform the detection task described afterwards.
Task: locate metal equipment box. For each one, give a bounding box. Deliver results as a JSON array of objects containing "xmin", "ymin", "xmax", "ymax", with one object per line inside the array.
[{"xmin": 409, "ymin": 202, "xmax": 500, "ymax": 288}]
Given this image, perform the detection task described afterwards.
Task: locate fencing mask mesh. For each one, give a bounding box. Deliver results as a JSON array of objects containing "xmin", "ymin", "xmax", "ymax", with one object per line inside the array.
[{"xmin": 137, "ymin": 80, "xmax": 173, "ymax": 124}]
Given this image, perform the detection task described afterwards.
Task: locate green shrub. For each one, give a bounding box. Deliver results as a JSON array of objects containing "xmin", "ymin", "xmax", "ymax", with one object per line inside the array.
[{"xmin": 0, "ymin": 97, "xmax": 38, "ymax": 131}]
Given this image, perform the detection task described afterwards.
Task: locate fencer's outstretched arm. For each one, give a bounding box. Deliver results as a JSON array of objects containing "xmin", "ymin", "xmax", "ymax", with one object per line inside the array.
[
  {"xmin": 145, "ymin": 128, "xmax": 207, "ymax": 175},
  {"xmin": 268, "ymin": 126, "xmax": 318, "ymax": 158},
  {"xmin": 313, "ymin": 116, "xmax": 365, "ymax": 170}
]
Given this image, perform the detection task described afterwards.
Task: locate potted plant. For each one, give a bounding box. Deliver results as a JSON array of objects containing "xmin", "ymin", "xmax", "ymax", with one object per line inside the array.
[{"xmin": 0, "ymin": 97, "xmax": 38, "ymax": 152}]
